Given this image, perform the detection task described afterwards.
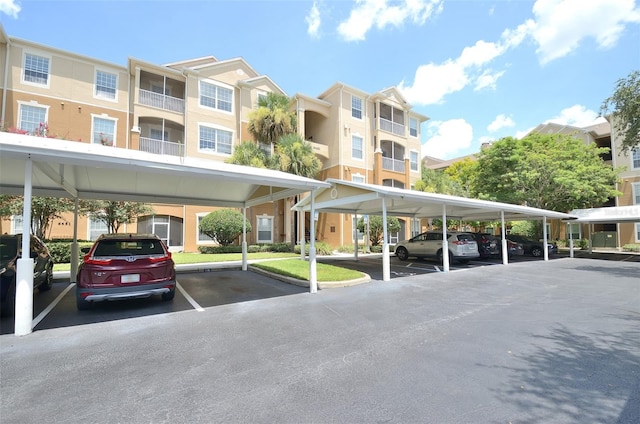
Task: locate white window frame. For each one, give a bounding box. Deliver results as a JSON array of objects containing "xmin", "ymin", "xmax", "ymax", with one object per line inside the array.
[
  {"xmin": 94, "ymin": 69, "xmax": 118, "ymax": 101},
  {"xmin": 256, "ymin": 91, "xmax": 267, "ymax": 108},
  {"xmin": 410, "ymin": 150, "xmax": 419, "ymax": 172},
  {"xmin": 256, "ymin": 215, "xmax": 274, "ymax": 244},
  {"xmin": 633, "ymin": 183, "xmax": 640, "ymax": 205},
  {"xmin": 352, "ymin": 173, "xmax": 365, "ymax": 183},
  {"xmin": 410, "ymin": 218, "xmax": 421, "ymax": 237},
  {"xmin": 635, "ymin": 223, "xmax": 640, "ymax": 243},
  {"xmin": 352, "ymin": 134, "xmax": 364, "ymax": 160},
  {"xmin": 632, "ymin": 149, "xmax": 640, "ymax": 170},
  {"xmin": 199, "ymin": 79, "xmax": 233, "ymax": 113},
  {"xmin": 91, "ymin": 115, "xmax": 117, "ymax": 146},
  {"xmin": 18, "ymin": 101, "xmax": 48, "ymax": 134},
  {"xmin": 409, "ymin": 117, "xmax": 418, "ymax": 137},
  {"xmin": 10, "ymin": 215, "xmax": 23, "ymax": 235},
  {"xmin": 22, "ymin": 51, "xmax": 50, "ymax": 87},
  {"xmin": 196, "ymin": 213, "xmax": 216, "ymax": 244},
  {"xmin": 87, "ymin": 214, "xmax": 108, "ymax": 241},
  {"xmin": 351, "ymin": 95, "xmax": 363, "ymax": 120},
  {"xmin": 150, "ymin": 127, "xmax": 169, "ymax": 141},
  {"xmin": 198, "ymin": 123, "xmax": 233, "ymax": 156}
]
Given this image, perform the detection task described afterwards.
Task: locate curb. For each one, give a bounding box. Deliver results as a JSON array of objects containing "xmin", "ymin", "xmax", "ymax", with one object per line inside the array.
[{"xmin": 248, "ymin": 265, "xmax": 371, "ymax": 289}]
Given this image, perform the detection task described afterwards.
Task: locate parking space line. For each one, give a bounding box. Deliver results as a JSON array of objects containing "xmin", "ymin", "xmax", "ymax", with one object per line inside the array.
[
  {"xmin": 177, "ymin": 281, "xmax": 204, "ymax": 312},
  {"xmin": 33, "ymin": 283, "xmax": 76, "ymax": 328}
]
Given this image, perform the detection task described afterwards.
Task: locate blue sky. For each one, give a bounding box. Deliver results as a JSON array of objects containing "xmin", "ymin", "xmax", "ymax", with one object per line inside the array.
[{"xmin": 1, "ymin": 0, "xmax": 639, "ymax": 160}]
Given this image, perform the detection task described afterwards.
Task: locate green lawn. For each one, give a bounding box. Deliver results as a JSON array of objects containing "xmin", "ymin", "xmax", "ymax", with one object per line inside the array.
[{"xmin": 251, "ymin": 259, "xmax": 364, "ymax": 282}]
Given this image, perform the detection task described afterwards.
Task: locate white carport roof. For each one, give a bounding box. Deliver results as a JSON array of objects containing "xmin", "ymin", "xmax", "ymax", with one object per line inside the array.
[
  {"xmin": 293, "ymin": 179, "xmax": 574, "ymax": 221},
  {"xmin": 0, "ymin": 132, "xmax": 330, "ymax": 206},
  {"xmin": 567, "ymin": 205, "xmax": 640, "ymax": 223}
]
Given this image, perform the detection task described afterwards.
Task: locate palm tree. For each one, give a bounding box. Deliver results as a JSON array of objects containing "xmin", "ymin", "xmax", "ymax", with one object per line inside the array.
[
  {"xmin": 276, "ymin": 134, "xmax": 321, "ymax": 178},
  {"xmin": 226, "ymin": 141, "xmax": 268, "ymax": 168},
  {"xmin": 247, "ymin": 93, "xmax": 296, "ymax": 145}
]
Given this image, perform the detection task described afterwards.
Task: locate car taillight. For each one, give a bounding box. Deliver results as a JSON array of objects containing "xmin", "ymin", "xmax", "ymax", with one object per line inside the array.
[
  {"xmin": 453, "ymin": 240, "xmax": 468, "ymax": 245},
  {"xmin": 149, "ymin": 254, "xmax": 171, "ymax": 263},
  {"xmin": 83, "ymin": 254, "xmax": 112, "ymax": 265}
]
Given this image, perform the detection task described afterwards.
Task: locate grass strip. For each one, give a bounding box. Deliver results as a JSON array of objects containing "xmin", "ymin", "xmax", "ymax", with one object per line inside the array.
[{"xmin": 251, "ymin": 259, "xmax": 364, "ymax": 282}]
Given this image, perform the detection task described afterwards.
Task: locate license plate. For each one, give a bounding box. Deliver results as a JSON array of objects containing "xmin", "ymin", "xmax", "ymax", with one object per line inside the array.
[{"xmin": 121, "ymin": 274, "xmax": 140, "ymax": 283}]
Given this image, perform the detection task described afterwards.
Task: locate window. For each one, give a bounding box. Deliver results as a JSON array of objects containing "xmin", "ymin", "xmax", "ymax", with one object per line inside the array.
[
  {"xmin": 411, "ymin": 218, "xmax": 421, "ymax": 237},
  {"xmin": 11, "ymin": 215, "xmax": 23, "ymax": 235},
  {"xmin": 636, "ymin": 223, "xmax": 640, "ymax": 243},
  {"xmin": 352, "ymin": 135, "xmax": 363, "ymax": 160},
  {"xmin": 257, "ymin": 92, "xmax": 267, "ymax": 108},
  {"xmin": 409, "ymin": 117, "xmax": 418, "ymax": 137},
  {"xmin": 633, "ymin": 149, "xmax": 640, "ymax": 169},
  {"xmin": 19, "ymin": 104, "xmax": 47, "ymax": 134},
  {"xmin": 565, "ymin": 223, "xmax": 581, "ymax": 241},
  {"xmin": 24, "ymin": 53, "xmax": 49, "ymax": 85},
  {"xmin": 257, "ymin": 216, "xmax": 273, "ymax": 243},
  {"xmin": 258, "ymin": 141, "xmax": 273, "ymax": 157},
  {"xmin": 633, "ymin": 183, "xmax": 640, "ymax": 205},
  {"xmin": 352, "ymin": 174, "xmax": 365, "ymax": 183},
  {"xmin": 410, "ymin": 151, "xmax": 419, "ymax": 172},
  {"xmin": 199, "ymin": 125, "xmax": 233, "ymax": 155},
  {"xmin": 95, "ymin": 70, "xmax": 117, "ymax": 100},
  {"xmin": 197, "ymin": 214, "xmax": 215, "ymax": 243},
  {"xmin": 88, "ymin": 215, "xmax": 108, "ymax": 241},
  {"xmin": 352, "ymin": 216, "xmax": 365, "ymax": 243},
  {"xmin": 200, "ymin": 81, "xmax": 232, "ymax": 112},
  {"xmin": 351, "ymin": 96, "xmax": 363, "ymax": 119},
  {"xmin": 92, "ymin": 116, "xmax": 116, "ymax": 146},
  {"xmin": 150, "ymin": 128, "xmax": 169, "ymax": 141}
]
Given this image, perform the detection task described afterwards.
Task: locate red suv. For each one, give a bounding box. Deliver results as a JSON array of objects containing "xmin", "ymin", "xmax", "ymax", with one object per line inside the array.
[{"xmin": 76, "ymin": 233, "xmax": 176, "ymax": 310}]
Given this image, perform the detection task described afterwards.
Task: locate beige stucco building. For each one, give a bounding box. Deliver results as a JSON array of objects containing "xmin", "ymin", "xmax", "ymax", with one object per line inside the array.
[{"xmin": 0, "ymin": 24, "xmax": 428, "ymax": 251}]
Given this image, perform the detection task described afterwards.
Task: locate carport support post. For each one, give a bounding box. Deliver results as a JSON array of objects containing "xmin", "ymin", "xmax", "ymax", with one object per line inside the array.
[
  {"xmin": 500, "ymin": 211, "xmax": 508, "ymax": 265},
  {"xmin": 353, "ymin": 213, "xmax": 359, "ymax": 261},
  {"xmin": 543, "ymin": 216, "xmax": 549, "ymax": 261},
  {"xmin": 309, "ymin": 190, "xmax": 318, "ymax": 293},
  {"xmin": 382, "ymin": 200, "xmax": 390, "ymax": 282},
  {"xmin": 242, "ymin": 207, "xmax": 247, "ymax": 271},
  {"xmin": 70, "ymin": 197, "xmax": 79, "ymax": 283},
  {"xmin": 15, "ymin": 159, "xmax": 34, "ymax": 336},
  {"xmin": 569, "ymin": 223, "xmax": 574, "ymax": 258},
  {"xmin": 442, "ymin": 204, "xmax": 449, "ymax": 273},
  {"xmin": 299, "ymin": 210, "xmax": 305, "ymax": 260}
]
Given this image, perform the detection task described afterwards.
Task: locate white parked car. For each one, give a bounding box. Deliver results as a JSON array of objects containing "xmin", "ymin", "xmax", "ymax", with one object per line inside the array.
[{"xmin": 394, "ymin": 231, "xmax": 480, "ymax": 264}]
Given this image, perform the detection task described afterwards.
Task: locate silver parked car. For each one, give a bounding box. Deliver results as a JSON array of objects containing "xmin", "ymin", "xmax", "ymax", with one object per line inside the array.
[{"xmin": 395, "ymin": 231, "xmax": 480, "ymax": 264}]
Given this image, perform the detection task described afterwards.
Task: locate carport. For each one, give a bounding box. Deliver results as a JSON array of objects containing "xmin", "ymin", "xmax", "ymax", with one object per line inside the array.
[
  {"xmin": 0, "ymin": 132, "xmax": 330, "ymax": 335},
  {"xmin": 293, "ymin": 179, "xmax": 575, "ymax": 281},
  {"xmin": 567, "ymin": 205, "xmax": 640, "ymax": 252}
]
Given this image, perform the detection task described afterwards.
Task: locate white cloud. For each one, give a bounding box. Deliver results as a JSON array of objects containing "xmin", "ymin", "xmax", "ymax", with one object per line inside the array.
[
  {"xmin": 422, "ymin": 119, "xmax": 473, "ymax": 159},
  {"xmin": 487, "ymin": 114, "xmax": 515, "ymax": 132},
  {"xmin": 0, "ymin": 0, "xmax": 20, "ymax": 18},
  {"xmin": 306, "ymin": 2, "xmax": 322, "ymax": 39},
  {"xmin": 516, "ymin": 127, "xmax": 535, "ymax": 139},
  {"xmin": 530, "ymin": 0, "xmax": 640, "ymax": 64},
  {"xmin": 545, "ymin": 104, "xmax": 605, "ymax": 127},
  {"xmin": 337, "ymin": 0, "xmax": 443, "ymax": 42},
  {"xmin": 399, "ymin": 23, "xmax": 524, "ymax": 105},
  {"xmin": 474, "ymin": 69, "xmax": 505, "ymax": 91}
]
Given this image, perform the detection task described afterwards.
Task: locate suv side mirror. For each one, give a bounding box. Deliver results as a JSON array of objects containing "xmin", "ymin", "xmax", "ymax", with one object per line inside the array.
[{"xmin": 81, "ymin": 247, "xmax": 91, "ymax": 254}]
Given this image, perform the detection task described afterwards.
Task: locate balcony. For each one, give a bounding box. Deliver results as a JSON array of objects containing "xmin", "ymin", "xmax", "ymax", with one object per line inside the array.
[
  {"xmin": 382, "ymin": 157, "xmax": 405, "ymax": 173},
  {"xmin": 139, "ymin": 137, "xmax": 184, "ymax": 157},
  {"xmin": 380, "ymin": 118, "xmax": 405, "ymax": 136},
  {"xmin": 307, "ymin": 140, "xmax": 329, "ymax": 158},
  {"xmin": 139, "ymin": 89, "xmax": 185, "ymax": 114}
]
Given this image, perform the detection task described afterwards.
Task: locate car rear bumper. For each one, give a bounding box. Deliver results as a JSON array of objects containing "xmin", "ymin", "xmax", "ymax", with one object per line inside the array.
[{"xmin": 77, "ymin": 282, "xmax": 175, "ymax": 302}]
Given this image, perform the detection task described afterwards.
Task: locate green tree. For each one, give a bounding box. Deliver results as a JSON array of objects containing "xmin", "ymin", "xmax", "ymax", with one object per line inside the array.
[
  {"xmin": 199, "ymin": 209, "xmax": 252, "ymax": 246},
  {"xmin": 444, "ymin": 158, "xmax": 477, "ymax": 196},
  {"xmin": 275, "ymin": 134, "xmax": 321, "ymax": 178},
  {"xmin": 600, "ymin": 70, "xmax": 640, "ymax": 152},
  {"xmin": 82, "ymin": 201, "xmax": 154, "ymax": 234},
  {"xmin": 473, "ymin": 133, "xmax": 621, "ymax": 214},
  {"xmin": 1, "ymin": 196, "xmax": 76, "ymax": 239},
  {"xmin": 414, "ymin": 168, "xmax": 465, "ymax": 196},
  {"xmin": 357, "ymin": 215, "xmax": 401, "ymax": 246},
  {"xmin": 226, "ymin": 141, "xmax": 269, "ymax": 168},
  {"xmin": 247, "ymin": 92, "xmax": 296, "ymax": 145}
]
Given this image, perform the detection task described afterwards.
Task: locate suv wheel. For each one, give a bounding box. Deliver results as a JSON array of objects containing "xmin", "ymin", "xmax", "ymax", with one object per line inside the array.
[
  {"xmin": 162, "ymin": 287, "xmax": 175, "ymax": 301},
  {"xmin": 437, "ymin": 250, "xmax": 454, "ymax": 265},
  {"xmin": 531, "ymin": 247, "xmax": 543, "ymax": 257},
  {"xmin": 395, "ymin": 247, "xmax": 409, "ymax": 261}
]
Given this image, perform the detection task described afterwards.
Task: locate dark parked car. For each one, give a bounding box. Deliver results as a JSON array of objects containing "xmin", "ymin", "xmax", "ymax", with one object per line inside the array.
[
  {"xmin": 0, "ymin": 234, "xmax": 54, "ymax": 317},
  {"xmin": 506, "ymin": 234, "xmax": 558, "ymax": 257},
  {"xmin": 76, "ymin": 233, "xmax": 176, "ymax": 310},
  {"xmin": 471, "ymin": 233, "xmax": 525, "ymax": 258}
]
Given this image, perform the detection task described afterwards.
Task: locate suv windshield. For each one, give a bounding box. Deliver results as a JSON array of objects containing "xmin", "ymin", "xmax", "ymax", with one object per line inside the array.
[
  {"xmin": 456, "ymin": 234, "xmax": 475, "ymax": 242},
  {"xmin": 93, "ymin": 239, "xmax": 165, "ymax": 257}
]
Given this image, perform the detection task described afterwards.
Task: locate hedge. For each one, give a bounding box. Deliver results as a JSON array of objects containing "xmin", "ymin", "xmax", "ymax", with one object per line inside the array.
[{"xmin": 47, "ymin": 241, "xmax": 94, "ymax": 264}]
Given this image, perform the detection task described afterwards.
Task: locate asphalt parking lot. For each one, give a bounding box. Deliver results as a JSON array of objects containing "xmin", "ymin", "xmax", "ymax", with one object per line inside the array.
[{"xmin": 1, "ymin": 255, "xmax": 639, "ymax": 423}]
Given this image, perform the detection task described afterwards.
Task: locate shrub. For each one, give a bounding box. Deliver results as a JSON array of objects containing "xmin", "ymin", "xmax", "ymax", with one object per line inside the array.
[
  {"xmin": 47, "ymin": 241, "xmax": 94, "ymax": 263},
  {"xmin": 199, "ymin": 209, "xmax": 252, "ymax": 246},
  {"xmin": 578, "ymin": 239, "xmax": 590, "ymax": 250},
  {"xmin": 197, "ymin": 245, "xmax": 242, "ymax": 254},
  {"xmin": 294, "ymin": 241, "xmax": 333, "ymax": 256},
  {"xmin": 622, "ymin": 244, "xmax": 640, "ymax": 252}
]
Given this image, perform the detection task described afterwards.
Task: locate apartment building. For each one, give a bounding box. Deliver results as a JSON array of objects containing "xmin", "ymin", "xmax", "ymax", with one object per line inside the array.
[
  {"xmin": 292, "ymin": 83, "xmax": 428, "ymax": 246},
  {"xmin": 0, "ymin": 24, "xmax": 428, "ymax": 250},
  {"xmin": 423, "ymin": 120, "xmax": 640, "ymax": 247}
]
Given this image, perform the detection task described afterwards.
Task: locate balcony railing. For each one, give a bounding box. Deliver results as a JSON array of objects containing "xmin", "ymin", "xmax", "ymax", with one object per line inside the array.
[
  {"xmin": 380, "ymin": 118, "xmax": 405, "ymax": 136},
  {"xmin": 382, "ymin": 157, "xmax": 405, "ymax": 173},
  {"xmin": 139, "ymin": 89, "xmax": 185, "ymax": 113},
  {"xmin": 139, "ymin": 137, "xmax": 184, "ymax": 157}
]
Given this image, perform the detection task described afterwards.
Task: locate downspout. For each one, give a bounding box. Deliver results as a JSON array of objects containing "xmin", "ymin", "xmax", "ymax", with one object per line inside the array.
[{"xmin": 1, "ymin": 35, "xmax": 11, "ymax": 125}]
